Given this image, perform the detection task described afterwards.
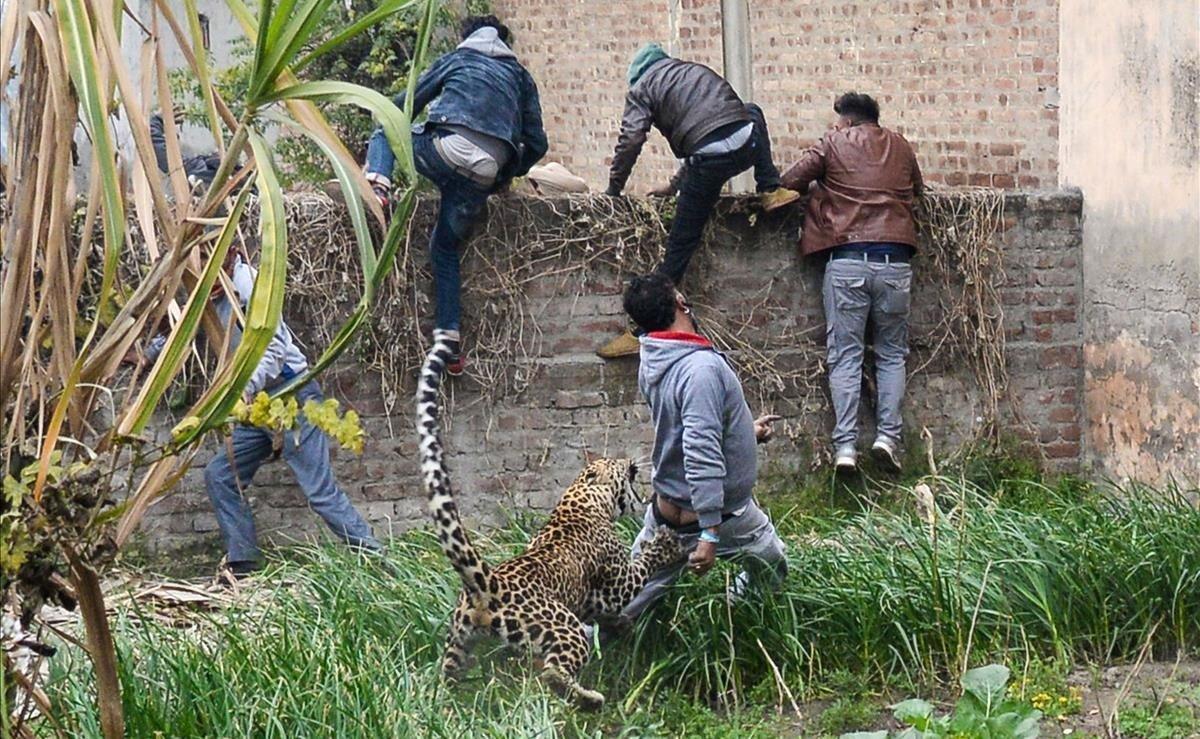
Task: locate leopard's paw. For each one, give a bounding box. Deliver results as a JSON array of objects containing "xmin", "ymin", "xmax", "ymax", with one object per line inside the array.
[{"xmin": 643, "ymin": 525, "xmax": 685, "ymax": 565}]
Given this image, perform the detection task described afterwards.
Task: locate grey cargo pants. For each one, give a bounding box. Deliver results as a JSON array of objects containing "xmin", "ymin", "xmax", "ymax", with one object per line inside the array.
[
  {"xmin": 823, "ymin": 257, "xmax": 913, "ymax": 449},
  {"xmin": 620, "ymin": 498, "xmax": 788, "ymax": 622}
]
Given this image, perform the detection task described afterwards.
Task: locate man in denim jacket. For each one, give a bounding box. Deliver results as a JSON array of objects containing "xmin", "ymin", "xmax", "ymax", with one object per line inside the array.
[{"xmin": 363, "ymin": 14, "xmax": 547, "ymax": 376}]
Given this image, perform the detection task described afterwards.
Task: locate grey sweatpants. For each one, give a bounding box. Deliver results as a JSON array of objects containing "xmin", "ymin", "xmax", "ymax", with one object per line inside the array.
[
  {"xmin": 823, "ymin": 258, "xmax": 912, "ymax": 448},
  {"xmin": 620, "ymin": 498, "xmax": 788, "ymax": 622}
]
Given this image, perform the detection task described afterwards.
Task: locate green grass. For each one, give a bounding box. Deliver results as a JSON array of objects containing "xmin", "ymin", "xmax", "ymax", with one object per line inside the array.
[{"xmin": 34, "ymin": 474, "xmax": 1200, "ymax": 737}]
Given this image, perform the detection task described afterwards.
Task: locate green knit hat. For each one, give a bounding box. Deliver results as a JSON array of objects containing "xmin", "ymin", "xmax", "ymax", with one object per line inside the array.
[{"xmin": 627, "ymin": 43, "xmax": 668, "ymax": 86}]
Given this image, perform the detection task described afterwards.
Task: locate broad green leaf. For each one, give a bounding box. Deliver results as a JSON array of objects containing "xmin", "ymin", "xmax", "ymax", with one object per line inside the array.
[
  {"xmin": 840, "ymin": 732, "xmax": 888, "ymax": 739},
  {"xmin": 961, "ymin": 664, "xmax": 1011, "ymax": 717},
  {"xmin": 891, "ymin": 698, "xmax": 935, "ymax": 728}
]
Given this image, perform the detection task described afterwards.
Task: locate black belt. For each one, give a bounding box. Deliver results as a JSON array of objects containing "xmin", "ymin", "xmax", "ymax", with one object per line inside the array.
[
  {"xmin": 650, "ymin": 493, "xmax": 734, "ymax": 534},
  {"xmin": 829, "ymin": 251, "xmax": 910, "ymax": 264}
]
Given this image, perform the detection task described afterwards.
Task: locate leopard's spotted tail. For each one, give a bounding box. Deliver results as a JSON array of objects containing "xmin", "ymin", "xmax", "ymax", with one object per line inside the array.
[{"xmin": 417, "ymin": 331, "xmax": 491, "ymax": 595}]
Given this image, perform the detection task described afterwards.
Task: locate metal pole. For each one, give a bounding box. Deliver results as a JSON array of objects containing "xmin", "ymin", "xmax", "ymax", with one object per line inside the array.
[{"xmin": 721, "ymin": 0, "xmax": 754, "ymax": 193}]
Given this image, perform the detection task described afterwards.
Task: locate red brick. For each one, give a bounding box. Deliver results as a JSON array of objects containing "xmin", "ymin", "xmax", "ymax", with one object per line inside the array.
[{"xmin": 1044, "ymin": 441, "xmax": 1081, "ymax": 460}]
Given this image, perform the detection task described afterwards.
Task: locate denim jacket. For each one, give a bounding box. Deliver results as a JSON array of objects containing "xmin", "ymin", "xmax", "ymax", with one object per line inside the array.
[{"xmin": 389, "ymin": 30, "xmax": 547, "ymax": 184}]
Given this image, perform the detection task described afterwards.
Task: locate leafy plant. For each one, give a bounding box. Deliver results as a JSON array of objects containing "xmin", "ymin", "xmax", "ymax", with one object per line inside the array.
[
  {"xmin": 172, "ymin": 0, "xmax": 492, "ymax": 185},
  {"xmin": 2, "ymin": 0, "xmax": 438, "ymax": 734},
  {"xmin": 842, "ymin": 665, "xmax": 1041, "ymax": 739}
]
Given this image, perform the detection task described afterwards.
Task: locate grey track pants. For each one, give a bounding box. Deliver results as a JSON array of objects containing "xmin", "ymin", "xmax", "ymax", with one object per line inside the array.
[
  {"xmin": 620, "ymin": 498, "xmax": 788, "ymax": 622},
  {"xmin": 823, "ymin": 258, "xmax": 912, "ymax": 448}
]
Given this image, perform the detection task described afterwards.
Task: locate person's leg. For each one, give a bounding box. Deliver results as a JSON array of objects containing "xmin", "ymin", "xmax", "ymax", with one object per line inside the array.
[
  {"xmin": 364, "ymin": 126, "xmax": 397, "ymax": 182},
  {"xmin": 657, "ymin": 159, "xmax": 732, "ymax": 284},
  {"xmin": 415, "ymin": 133, "xmax": 489, "ymax": 335},
  {"xmin": 823, "ymin": 259, "xmax": 873, "ymax": 452},
  {"xmin": 619, "ymin": 506, "xmax": 694, "ymax": 622},
  {"xmin": 203, "ymin": 425, "xmax": 276, "ymax": 566},
  {"xmin": 715, "ymin": 500, "xmax": 788, "ymax": 599},
  {"xmin": 744, "ymin": 103, "xmax": 782, "ymax": 192},
  {"xmin": 869, "ymin": 262, "xmax": 912, "ymax": 446},
  {"xmin": 284, "ymin": 383, "xmax": 380, "ymax": 552}
]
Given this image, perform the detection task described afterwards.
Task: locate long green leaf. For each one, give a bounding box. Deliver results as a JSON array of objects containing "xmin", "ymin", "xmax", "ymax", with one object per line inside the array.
[
  {"xmin": 293, "ymin": 0, "xmax": 422, "ymax": 73},
  {"xmin": 171, "ymin": 129, "xmax": 288, "ymax": 447},
  {"xmin": 118, "ymin": 186, "xmax": 254, "ymax": 436},
  {"xmin": 261, "ymin": 80, "xmax": 412, "ymax": 183},
  {"xmin": 246, "ymin": 0, "xmax": 332, "ymax": 102},
  {"xmin": 53, "ymin": 0, "xmax": 123, "ymax": 333},
  {"xmin": 183, "ymin": 0, "xmax": 225, "ymax": 155},
  {"xmin": 267, "ymin": 110, "xmax": 376, "ymax": 280}
]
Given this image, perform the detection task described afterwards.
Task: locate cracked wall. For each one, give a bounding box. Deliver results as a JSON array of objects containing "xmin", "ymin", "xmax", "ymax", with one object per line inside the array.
[{"xmin": 1060, "ymin": 0, "xmax": 1200, "ymax": 483}]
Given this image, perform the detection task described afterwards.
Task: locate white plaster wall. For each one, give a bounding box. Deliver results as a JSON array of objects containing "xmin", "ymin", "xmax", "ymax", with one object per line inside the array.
[{"xmin": 1059, "ymin": 0, "xmax": 1200, "ymax": 483}]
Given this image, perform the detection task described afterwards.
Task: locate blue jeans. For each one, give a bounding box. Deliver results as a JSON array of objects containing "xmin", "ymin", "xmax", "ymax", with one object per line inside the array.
[
  {"xmin": 365, "ymin": 128, "xmax": 490, "ymax": 332},
  {"xmin": 659, "ymin": 104, "xmax": 782, "ymax": 284},
  {"xmin": 203, "ymin": 381, "xmax": 379, "ymax": 564}
]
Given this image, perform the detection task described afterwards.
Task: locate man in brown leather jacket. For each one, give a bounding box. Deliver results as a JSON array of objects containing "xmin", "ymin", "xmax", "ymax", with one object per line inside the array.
[
  {"xmin": 781, "ymin": 92, "xmax": 924, "ymax": 473},
  {"xmin": 597, "ymin": 43, "xmax": 798, "ymax": 358}
]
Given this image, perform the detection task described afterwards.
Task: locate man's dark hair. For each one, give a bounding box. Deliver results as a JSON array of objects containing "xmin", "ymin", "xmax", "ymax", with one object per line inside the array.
[
  {"xmin": 461, "ymin": 14, "xmax": 510, "ymax": 43},
  {"xmin": 623, "ymin": 272, "xmax": 677, "ymax": 333},
  {"xmin": 833, "ymin": 92, "xmax": 880, "ymax": 123}
]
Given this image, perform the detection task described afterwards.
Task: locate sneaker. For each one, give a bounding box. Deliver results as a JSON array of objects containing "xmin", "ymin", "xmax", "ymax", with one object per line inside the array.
[
  {"xmin": 215, "ymin": 559, "xmax": 262, "ymax": 589},
  {"xmin": 834, "ymin": 445, "xmax": 858, "ymax": 472},
  {"xmin": 596, "ymin": 329, "xmax": 641, "ymax": 359},
  {"xmin": 760, "ymin": 187, "xmax": 801, "ymax": 212},
  {"xmin": 446, "ymin": 352, "xmax": 466, "ymax": 377},
  {"xmin": 871, "ymin": 437, "xmax": 902, "ymax": 473}
]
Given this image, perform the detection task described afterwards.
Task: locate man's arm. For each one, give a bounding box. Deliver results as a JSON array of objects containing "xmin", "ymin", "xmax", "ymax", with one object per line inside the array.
[
  {"xmin": 606, "ymin": 89, "xmax": 654, "ymax": 196},
  {"xmin": 779, "ymin": 137, "xmax": 829, "ymax": 194},
  {"xmin": 911, "ymin": 146, "xmax": 925, "ymax": 197},
  {"xmin": 511, "ymin": 72, "xmax": 548, "ymax": 179},
  {"xmin": 392, "ymin": 52, "xmax": 454, "ymax": 119},
  {"xmin": 678, "ymin": 364, "xmax": 728, "ymax": 530},
  {"xmin": 149, "ymin": 113, "xmax": 170, "ymax": 175}
]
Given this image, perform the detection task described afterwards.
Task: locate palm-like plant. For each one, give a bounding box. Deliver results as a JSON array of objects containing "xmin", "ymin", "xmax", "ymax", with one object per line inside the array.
[{"xmin": 1, "ymin": 0, "xmax": 436, "ymax": 734}]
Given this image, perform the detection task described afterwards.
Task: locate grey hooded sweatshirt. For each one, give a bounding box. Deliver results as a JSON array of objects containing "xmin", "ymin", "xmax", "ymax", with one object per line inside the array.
[{"xmin": 638, "ymin": 333, "xmax": 759, "ymax": 529}]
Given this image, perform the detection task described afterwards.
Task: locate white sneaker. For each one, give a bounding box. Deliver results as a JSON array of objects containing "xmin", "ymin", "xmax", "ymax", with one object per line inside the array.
[
  {"xmin": 871, "ymin": 437, "xmax": 902, "ymax": 472},
  {"xmin": 834, "ymin": 445, "xmax": 858, "ymax": 472}
]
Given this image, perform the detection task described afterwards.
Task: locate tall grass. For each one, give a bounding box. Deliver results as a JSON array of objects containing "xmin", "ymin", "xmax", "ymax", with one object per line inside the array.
[{"xmin": 37, "ymin": 479, "xmax": 1200, "ymax": 737}]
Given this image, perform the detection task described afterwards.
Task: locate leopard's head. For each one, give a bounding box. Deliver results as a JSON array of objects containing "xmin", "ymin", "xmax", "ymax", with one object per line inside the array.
[{"xmin": 577, "ymin": 457, "xmax": 642, "ymax": 520}]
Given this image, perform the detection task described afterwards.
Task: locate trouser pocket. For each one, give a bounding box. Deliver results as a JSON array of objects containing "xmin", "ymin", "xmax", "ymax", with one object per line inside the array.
[{"xmin": 881, "ymin": 272, "xmax": 912, "ymax": 315}]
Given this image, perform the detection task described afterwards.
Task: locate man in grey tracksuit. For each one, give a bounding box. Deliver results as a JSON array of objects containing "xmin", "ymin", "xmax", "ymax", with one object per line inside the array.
[{"xmin": 617, "ymin": 272, "xmax": 788, "ymax": 623}]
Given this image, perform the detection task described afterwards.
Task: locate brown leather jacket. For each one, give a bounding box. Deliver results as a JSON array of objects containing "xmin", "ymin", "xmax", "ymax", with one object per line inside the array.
[
  {"xmin": 781, "ymin": 123, "xmax": 924, "ymax": 256},
  {"xmin": 608, "ymin": 58, "xmax": 752, "ymax": 194}
]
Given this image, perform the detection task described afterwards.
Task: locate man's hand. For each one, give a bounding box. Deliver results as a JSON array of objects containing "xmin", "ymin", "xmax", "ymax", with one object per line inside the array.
[
  {"xmin": 754, "ymin": 414, "xmax": 783, "ymax": 444},
  {"xmin": 688, "ymin": 537, "xmax": 717, "ymax": 576},
  {"xmin": 647, "ymin": 182, "xmax": 676, "ymax": 197}
]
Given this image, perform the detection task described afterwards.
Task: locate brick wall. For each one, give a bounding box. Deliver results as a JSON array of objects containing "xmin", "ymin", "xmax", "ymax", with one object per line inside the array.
[
  {"xmin": 135, "ymin": 189, "xmax": 1083, "ymax": 558},
  {"xmin": 496, "ymin": 0, "xmax": 1059, "ymax": 191}
]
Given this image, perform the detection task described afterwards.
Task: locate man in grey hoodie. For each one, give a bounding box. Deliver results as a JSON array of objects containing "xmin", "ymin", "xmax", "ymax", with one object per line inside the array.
[{"xmin": 617, "ymin": 272, "xmax": 788, "ymax": 623}]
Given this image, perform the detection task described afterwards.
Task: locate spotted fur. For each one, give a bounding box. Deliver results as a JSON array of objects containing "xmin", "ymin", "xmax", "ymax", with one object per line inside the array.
[{"xmin": 417, "ymin": 331, "xmax": 683, "ymax": 710}]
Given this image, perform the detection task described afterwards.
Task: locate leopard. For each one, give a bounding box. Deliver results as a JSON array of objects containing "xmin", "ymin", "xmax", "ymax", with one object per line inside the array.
[{"xmin": 416, "ymin": 330, "xmax": 684, "ymax": 710}]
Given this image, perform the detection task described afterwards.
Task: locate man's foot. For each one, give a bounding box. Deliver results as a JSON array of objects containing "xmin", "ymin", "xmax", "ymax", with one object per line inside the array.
[
  {"xmin": 597, "ymin": 329, "xmax": 640, "ymax": 359},
  {"xmin": 871, "ymin": 437, "xmax": 902, "ymax": 473},
  {"xmin": 215, "ymin": 559, "xmax": 262, "ymax": 589},
  {"xmin": 834, "ymin": 445, "xmax": 858, "ymax": 472},
  {"xmin": 446, "ymin": 351, "xmax": 466, "ymax": 377},
  {"xmin": 760, "ymin": 187, "xmax": 801, "ymax": 212}
]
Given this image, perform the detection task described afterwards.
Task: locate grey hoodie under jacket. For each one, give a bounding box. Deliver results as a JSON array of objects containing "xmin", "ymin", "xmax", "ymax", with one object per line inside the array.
[{"xmin": 638, "ymin": 334, "xmax": 758, "ymax": 529}]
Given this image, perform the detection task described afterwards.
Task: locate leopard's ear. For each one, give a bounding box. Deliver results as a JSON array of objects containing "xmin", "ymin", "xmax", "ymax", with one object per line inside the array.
[{"xmin": 582, "ymin": 449, "xmax": 601, "ymax": 465}]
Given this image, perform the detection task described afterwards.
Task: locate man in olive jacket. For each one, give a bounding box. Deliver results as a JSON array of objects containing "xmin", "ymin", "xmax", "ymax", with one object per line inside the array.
[{"xmin": 598, "ymin": 44, "xmax": 797, "ymax": 358}]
